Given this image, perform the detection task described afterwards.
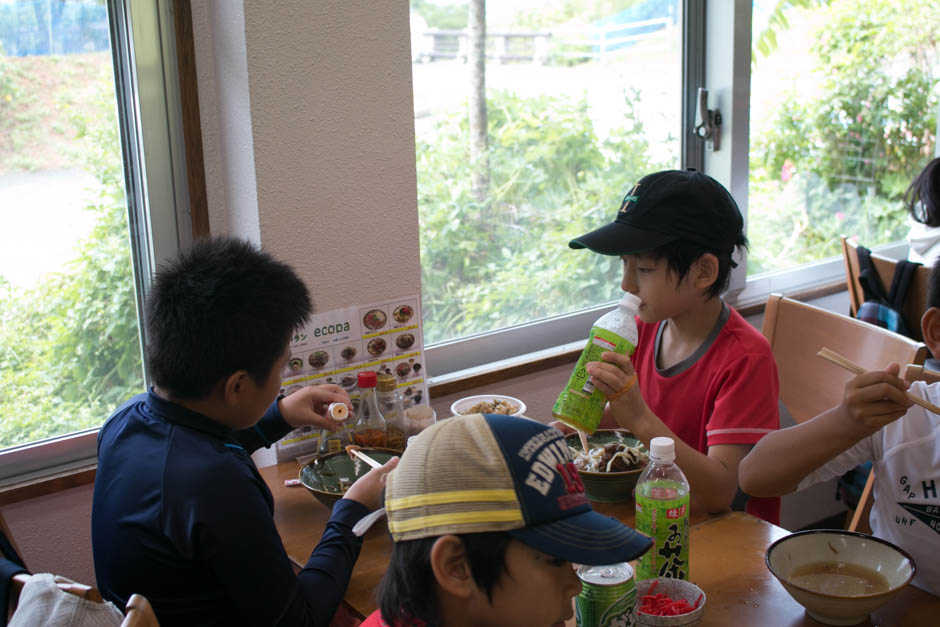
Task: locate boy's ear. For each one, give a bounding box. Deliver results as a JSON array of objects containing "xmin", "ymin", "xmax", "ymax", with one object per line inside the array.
[
  {"xmin": 693, "ymin": 253, "xmax": 719, "ymax": 290},
  {"xmin": 921, "ymin": 307, "xmax": 940, "ymax": 354},
  {"xmin": 222, "ymin": 370, "xmax": 251, "ymax": 406},
  {"xmin": 429, "ymin": 535, "xmax": 476, "ymax": 600}
]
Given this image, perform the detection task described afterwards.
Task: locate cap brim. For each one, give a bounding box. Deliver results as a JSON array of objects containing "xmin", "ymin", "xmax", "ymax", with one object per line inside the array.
[
  {"xmin": 569, "ymin": 222, "xmax": 676, "ymax": 256},
  {"xmin": 507, "ymin": 509, "xmax": 652, "ymax": 565}
]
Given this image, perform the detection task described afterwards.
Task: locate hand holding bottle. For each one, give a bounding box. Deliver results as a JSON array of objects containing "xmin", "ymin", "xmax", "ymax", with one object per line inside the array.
[{"xmin": 280, "ymin": 384, "xmax": 353, "ymax": 431}]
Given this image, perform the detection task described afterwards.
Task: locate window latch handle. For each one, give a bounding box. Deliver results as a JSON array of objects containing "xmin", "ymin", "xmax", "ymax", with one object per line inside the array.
[{"xmin": 694, "ymin": 87, "xmax": 721, "ymax": 151}]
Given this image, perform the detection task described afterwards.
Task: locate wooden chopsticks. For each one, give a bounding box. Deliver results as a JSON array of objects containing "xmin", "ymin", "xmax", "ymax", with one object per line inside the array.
[
  {"xmin": 346, "ymin": 445, "xmax": 383, "ymax": 469},
  {"xmin": 817, "ymin": 348, "xmax": 940, "ymax": 415}
]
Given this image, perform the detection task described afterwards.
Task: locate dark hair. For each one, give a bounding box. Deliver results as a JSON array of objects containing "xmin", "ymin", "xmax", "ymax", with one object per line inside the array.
[
  {"xmin": 906, "ymin": 157, "xmax": 940, "ymax": 227},
  {"xmin": 642, "ymin": 233, "xmax": 749, "ymax": 299},
  {"xmin": 928, "ymin": 256, "xmax": 940, "ymax": 311},
  {"xmin": 376, "ymin": 532, "xmax": 512, "ymax": 624},
  {"xmin": 145, "ymin": 237, "xmax": 312, "ymax": 399}
]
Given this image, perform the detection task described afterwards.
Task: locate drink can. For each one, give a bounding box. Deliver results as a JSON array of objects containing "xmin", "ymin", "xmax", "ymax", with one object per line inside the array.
[{"xmin": 575, "ymin": 562, "xmax": 637, "ymax": 627}]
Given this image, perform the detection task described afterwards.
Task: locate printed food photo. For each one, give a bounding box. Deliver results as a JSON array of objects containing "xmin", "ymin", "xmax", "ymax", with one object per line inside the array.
[
  {"xmin": 395, "ymin": 333, "xmax": 415, "ymax": 350},
  {"xmin": 392, "ymin": 304, "xmax": 414, "ymax": 323},
  {"xmin": 362, "ymin": 309, "xmax": 388, "ymax": 330}
]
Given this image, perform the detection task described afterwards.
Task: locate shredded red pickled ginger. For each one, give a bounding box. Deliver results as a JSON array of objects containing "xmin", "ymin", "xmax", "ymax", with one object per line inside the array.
[{"xmin": 637, "ymin": 580, "xmax": 703, "ymax": 616}]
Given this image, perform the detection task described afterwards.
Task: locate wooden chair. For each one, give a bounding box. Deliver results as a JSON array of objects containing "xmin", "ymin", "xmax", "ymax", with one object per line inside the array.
[
  {"xmin": 840, "ymin": 235, "xmax": 931, "ymax": 341},
  {"xmin": 121, "ymin": 594, "xmax": 160, "ymax": 627},
  {"xmin": 0, "ymin": 511, "xmax": 159, "ymax": 626},
  {"xmin": 762, "ymin": 294, "xmax": 928, "ymax": 533},
  {"xmin": 762, "ymin": 293, "xmax": 928, "ymax": 426}
]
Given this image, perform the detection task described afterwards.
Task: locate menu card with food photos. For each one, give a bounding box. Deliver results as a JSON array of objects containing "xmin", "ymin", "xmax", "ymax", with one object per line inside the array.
[{"xmin": 274, "ymin": 295, "xmax": 428, "ymax": 462}]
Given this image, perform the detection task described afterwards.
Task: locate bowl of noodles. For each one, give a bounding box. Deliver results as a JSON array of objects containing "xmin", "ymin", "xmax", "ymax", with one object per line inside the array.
[
  {"xmin": 300, "ymin": 447, "xmax": 400, "ymax": 509},
  {"xmin": 566, "ymin": 430, "xmax": 648, "ymax": 503}
]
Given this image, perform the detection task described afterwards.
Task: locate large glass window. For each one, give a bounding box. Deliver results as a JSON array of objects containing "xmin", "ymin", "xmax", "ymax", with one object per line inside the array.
[
  {"xmin": 0, "ymin": 0, "xmax": 185, "ymax": 480},
  {"xmin": 410, "ymin": 0, "xmax": 683, "ymax": 350},
  {"xmin": 747, "ymin": 0, "xmax": 939, "ymax": 275}
]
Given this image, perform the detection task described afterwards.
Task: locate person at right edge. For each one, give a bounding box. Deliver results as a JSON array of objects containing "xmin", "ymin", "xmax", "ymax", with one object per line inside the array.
[
  {"xmin": 740, "ymin": 256, "xmax": 940, "ymax": 595},
  {"xmin": 562, "ymin": 169, "xmax": 781, "ymax": 523}
]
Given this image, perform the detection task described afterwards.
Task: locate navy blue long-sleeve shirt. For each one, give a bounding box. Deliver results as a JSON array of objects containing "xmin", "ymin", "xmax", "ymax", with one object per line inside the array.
[{"xmin": 92, "ymin": 390, "xmax": 368, "ymax": 626}]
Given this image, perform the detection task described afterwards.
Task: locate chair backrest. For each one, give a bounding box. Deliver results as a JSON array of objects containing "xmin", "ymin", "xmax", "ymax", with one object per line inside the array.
[
  {"xmin": 840, "ymin": 235, "xmax": 931, "ymax": 341},
  {"xmin": 0, "ymin": 512, "xmax": 158, "ymax": 627},
  {"xmin": 761, "ymin": 294, "xmax": 928, "ymax": 425}
]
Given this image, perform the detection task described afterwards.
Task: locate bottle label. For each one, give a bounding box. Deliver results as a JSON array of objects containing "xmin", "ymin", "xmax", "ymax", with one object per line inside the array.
[
  {"xmin": 635, "ymin": 480, "xmax": 689, "ymax": 581},
  {"xmin": 552, "ymin": 326, "xmax": 635, "ymax": 433}
]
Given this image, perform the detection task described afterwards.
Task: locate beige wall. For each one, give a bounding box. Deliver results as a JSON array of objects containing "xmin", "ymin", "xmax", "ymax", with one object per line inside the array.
[{"xmin": 193, "ymin": 0, "xmax": 421, "ymax": 314}]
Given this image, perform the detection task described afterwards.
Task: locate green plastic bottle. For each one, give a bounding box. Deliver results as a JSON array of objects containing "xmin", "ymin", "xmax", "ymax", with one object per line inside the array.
[
  {"xmin": 635, "ymin": 437, "xmax": 690, "ymax": 581},
  {"xmin": 552, "ymin": 293, "xmax": 640, "ymax": 433}
]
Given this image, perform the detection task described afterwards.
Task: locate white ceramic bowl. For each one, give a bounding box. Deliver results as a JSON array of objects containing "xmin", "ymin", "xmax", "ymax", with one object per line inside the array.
[
  {"xmin": 450, "ymin": 394, "xmax": 526, "ymax": 417},
  {"xmin": 635, "ymin": 578, "xmax": 706, "ymax": 626},
  {"xmin": 765, "ymin": 530, "xmax": 915, "ymax": 626}
]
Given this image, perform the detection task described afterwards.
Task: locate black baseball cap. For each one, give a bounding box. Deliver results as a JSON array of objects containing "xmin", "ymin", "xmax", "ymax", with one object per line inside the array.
[{"xmin": 569, "ymin": 169, "xmax": 744, "ymax": 258}]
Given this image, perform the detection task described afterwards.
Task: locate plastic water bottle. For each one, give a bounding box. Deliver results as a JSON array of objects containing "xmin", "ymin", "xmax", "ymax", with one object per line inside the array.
[
  {"xmin": 635, "ymin": 437, "xmax": 690, "ymax": 580},
  {"xmin": 552, "ymin": 293, "xmax": 640, "ymax": 433}
]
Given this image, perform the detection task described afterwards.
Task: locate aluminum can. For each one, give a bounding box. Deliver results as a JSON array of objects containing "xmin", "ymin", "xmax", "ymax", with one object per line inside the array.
[{"xmin": 575, "ymin": 562, "xmax": 637, "ymax": 627}]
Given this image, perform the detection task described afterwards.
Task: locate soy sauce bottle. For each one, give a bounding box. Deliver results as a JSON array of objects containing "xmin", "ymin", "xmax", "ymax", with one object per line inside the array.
[
  {"xmin": 352, "ymin": 371, "xmax": 388, "ymax": 448},
  {"xmin": 376, "ymin": 374, "xmax": 406, "ymax": 451}
]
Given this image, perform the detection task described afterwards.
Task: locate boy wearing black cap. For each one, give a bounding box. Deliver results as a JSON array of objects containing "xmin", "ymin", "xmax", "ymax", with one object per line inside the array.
[
  {"xmin": 360, "ymin": 413, "xmax": 653, "ymax": 627},
  {"xmin": 566, "ymin": 169, "xmax": 780, "ymax": 523}
]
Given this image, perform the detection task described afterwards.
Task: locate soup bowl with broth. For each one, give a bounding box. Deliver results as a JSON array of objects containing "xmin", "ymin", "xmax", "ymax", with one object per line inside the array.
[{"xmin": 765, "ymin": 530, "xmax": 915, "ymax": 625}]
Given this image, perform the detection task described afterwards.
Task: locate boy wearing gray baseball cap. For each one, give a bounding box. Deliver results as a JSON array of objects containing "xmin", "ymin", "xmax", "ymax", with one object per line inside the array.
[{"xmin": 360, "ymin": 413, "xmax": 652, "ymax": 627}]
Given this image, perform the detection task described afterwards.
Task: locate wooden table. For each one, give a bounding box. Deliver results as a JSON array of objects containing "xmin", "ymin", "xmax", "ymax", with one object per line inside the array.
[{"xmin": 261, "ymin": 461, "xmax": 939, "ymax": 626}]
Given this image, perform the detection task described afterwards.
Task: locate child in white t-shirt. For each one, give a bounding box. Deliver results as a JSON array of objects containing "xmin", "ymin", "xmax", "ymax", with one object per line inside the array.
[{"xmin": 739, "ymin": 257, "xmax": 940, "ymax": 595}]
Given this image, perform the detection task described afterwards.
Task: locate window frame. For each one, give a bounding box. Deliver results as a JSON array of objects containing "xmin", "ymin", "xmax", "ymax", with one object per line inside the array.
[
  {"xmin": 0, "ymin": 0, "xmax": 190, "ymax": 488},
  {"xmin": 425, "ymin": 0, "xmax": 910, "ymax": 381}
]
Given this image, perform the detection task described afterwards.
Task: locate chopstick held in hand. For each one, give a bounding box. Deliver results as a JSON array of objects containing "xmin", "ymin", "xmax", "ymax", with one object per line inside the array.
[
  {"xmin": 817, "ymin": 348, "xmax": 940, "ymax": 415},
  {"xmin": 345, "ymin": 445, "xmax": 384, "ymax": 469}
]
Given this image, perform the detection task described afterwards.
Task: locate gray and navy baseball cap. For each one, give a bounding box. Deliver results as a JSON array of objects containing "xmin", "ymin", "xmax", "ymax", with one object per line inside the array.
[
  {"xmin": 384, "ymin": 414, "xmax": 653, "ymax": 565},
  {"xmin": 569, "ymin": 169, "xmax": 744, "ymax": 260}
]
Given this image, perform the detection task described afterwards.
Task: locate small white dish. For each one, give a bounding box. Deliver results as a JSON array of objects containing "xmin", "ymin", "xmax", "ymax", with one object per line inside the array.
[{"xmin": 450, "ymin": 394, "xmax": 526, "ymax": 417}]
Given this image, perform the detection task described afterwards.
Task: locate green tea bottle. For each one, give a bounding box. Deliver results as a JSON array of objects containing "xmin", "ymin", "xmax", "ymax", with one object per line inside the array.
[
  {"xmin": 635, "ymin": 437, "xmax": 690, "ymax": 580},
  {"xmin": 552, "ymin": 292, "xmax": 640, "ymax": 433}
]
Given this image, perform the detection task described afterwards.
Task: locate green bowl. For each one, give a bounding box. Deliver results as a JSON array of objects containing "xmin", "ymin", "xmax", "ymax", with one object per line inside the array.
[
  {"xmin": 299, "ymin": 448, "xmax": 399, "ymax": 509},
  {"xmin": 566, "ymin": 429, "xmax": 647, "ymax": 503}
]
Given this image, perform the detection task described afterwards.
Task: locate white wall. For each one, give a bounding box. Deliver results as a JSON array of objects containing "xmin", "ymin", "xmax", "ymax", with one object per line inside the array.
[{"xmin": 193, "ymin": 0, "xmax": 421, "ymax": 314}]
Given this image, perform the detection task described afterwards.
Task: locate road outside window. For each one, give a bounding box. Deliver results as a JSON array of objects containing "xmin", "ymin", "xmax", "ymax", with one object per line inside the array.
[{"xmin": 0, "ymin": 1, "xmax": 144, "ymax": 451}]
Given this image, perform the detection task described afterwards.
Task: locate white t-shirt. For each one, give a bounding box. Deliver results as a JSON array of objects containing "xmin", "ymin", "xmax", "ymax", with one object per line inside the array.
[
  {"xmin": 797, "ymin": 380, "xmax": 940, "ymax": 595},
  {"xmin": 907, "ymin": 216, "xmax": 940, "ymax": 266}
]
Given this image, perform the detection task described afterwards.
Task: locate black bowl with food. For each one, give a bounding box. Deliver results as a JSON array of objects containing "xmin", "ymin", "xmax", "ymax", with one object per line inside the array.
[
  {"xmin": 565, "ymin": 430, "xmax": 648, "ymax": 503},
  {"xmin": 300, "ymin": 447, "xmax": 400, "ymax": 509}
]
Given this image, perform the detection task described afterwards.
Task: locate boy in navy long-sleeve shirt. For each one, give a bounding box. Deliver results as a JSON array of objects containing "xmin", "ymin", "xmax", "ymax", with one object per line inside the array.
[{"xmin": 92, "ymin": 237, "xmax": 397, "ymax": 626}]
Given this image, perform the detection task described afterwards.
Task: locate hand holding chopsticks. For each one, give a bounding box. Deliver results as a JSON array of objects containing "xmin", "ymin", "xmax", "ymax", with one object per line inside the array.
[{"xmin": 817, "ymin": 348, "xmax": 940, "ymax": 415}]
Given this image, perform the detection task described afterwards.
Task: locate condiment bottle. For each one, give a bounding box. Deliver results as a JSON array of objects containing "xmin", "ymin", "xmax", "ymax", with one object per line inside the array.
[
  {"xmin": 552, "ymin": 293, "xmax": 640, "ymax": 433},
  {"xmin": 352, "ymin": 371, "xmax": 388, "ymax": 448},
  {"xmin": 318, "ymin": 403, "xmax": 352, "ymax": 455},
  {"xmin": 376, "ymin": 374, "xmax": 406, "ymax": 451},
  {"xmin": 634, "ymin": 437, "xmax": 690, "ymax": 580}
]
